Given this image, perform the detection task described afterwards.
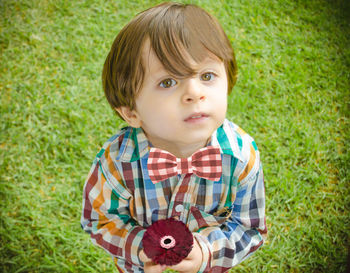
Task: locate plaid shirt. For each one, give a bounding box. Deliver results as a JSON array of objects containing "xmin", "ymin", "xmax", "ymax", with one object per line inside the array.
[{"xmin": 81, "ymin": 119, "xmax": 267, "ymax": 273}]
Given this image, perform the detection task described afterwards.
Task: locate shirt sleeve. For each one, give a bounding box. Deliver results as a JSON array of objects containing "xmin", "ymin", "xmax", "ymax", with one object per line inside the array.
[
  {"xmin": 195, "ymin": 160, "xmax": 267, "ymax": 272},
  {"xmin": 80, "ymin": 157, "xmax": 146, "ymax": 268}
]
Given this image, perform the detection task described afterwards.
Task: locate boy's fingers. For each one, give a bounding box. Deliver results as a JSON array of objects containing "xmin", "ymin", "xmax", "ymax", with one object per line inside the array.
[
  {"xmin": 170, "ymin": 258, "xmax": 196, "ymax": 271},
  {"xmin": 140, "ymin": 251, "xmax": 168, "ymax": 273},
  {"xmin": 139, "ymin": 250, "xmax": 152, "ymax": 263},
  {"xmin": 144, "ymin": 262, "xmax": 167, "ymax": 273}
]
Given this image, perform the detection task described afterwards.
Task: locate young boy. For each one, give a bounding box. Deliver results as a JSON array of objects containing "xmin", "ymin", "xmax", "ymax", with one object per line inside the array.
[{"xmin": 81, "ymin": 2, "xmax": 267, "ymax": 273}]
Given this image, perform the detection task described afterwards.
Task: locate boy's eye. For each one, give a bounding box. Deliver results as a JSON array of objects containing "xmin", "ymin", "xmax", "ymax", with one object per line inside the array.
[
  {"xmin": 159, "ymin": 78, "xmax": 177, "ymax": 88},
  {"xmin": 201, "ymin": 72, "xmax": 215, "ymax": 81}
]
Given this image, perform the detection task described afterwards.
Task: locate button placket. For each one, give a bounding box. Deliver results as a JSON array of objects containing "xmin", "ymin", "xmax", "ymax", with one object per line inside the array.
[{"xmin": 168, "ymin": 174, "xmax": 192, "ymax": 220}]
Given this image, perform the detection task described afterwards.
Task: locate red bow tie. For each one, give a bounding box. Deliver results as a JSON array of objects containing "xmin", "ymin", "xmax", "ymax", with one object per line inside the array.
[{"xmin": 147, "ymin": 146, "xmax": 222, "ymax": 183}]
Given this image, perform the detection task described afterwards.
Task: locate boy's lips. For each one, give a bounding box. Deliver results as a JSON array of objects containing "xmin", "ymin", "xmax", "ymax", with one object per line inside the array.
[{"xmin": 184, "ymin": 113, "xmax": 209, "ymax": 123}]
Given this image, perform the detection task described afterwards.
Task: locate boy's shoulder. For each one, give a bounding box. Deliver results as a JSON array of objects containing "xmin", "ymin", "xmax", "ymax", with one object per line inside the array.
[{"xmin": 218, "ymin": 119, "xmax": 261, "ymax": 183}]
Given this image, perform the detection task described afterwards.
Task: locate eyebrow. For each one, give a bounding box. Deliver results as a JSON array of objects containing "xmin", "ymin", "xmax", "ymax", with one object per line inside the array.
[
  {"xmin": 186, "ymin": 57, "xmax": 224, "ymax": 73},
  {"xmin": 157, "ymin": 57, "xmax": 223, "ymax": 77}
]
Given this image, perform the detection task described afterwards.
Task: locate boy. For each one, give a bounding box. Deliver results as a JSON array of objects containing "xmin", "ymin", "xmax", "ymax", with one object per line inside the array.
[{"xmin": 81, "ymin": 2, "xmax": 267, "ymax": 273}]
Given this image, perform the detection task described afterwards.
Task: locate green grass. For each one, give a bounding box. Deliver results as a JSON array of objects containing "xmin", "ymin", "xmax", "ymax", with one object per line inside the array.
[{"xmin": 1, "ymin": 0, "xmax": 349, "ymax": 272}]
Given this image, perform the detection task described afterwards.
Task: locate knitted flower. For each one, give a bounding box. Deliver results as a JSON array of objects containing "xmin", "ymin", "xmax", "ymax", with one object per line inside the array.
[{"xmin": 142, "ymin": 218, "xmax": 194, "ymax": 265}]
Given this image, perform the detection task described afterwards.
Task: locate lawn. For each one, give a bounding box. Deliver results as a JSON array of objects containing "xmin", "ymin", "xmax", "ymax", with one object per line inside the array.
[{"xmin": 1, "ymin": 0, "xmax": 349, "ymax": 272}]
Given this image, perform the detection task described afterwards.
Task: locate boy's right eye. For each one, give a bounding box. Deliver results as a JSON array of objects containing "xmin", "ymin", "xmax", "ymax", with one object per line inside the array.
[{"xmin": 159, "ymin": 78, "xmax": 177, "ymax": 88}]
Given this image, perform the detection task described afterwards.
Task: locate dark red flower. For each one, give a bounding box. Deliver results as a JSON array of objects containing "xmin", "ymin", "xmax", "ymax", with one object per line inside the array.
[{"xmin": 142, "ymin": 218, "xmax": 194, "ymax": 265}]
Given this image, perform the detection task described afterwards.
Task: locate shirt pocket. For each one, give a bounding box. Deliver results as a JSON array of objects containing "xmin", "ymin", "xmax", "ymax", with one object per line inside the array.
[{"xmin": 187, "ymin": 206, "xmax": 232, "ymax": 232}]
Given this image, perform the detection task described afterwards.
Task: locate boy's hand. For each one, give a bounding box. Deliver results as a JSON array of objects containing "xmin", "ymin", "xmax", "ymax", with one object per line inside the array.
[
  {"xmin": 139, "ymin": 250, "xmax": 167, "ymax": 273},
  {"xmin": 168, "ymin": 236, "xmax": 203, "ymax": 273},
  {"xmin": 139, "ymin": 235, "xmax": 204, "ymax": 273}
]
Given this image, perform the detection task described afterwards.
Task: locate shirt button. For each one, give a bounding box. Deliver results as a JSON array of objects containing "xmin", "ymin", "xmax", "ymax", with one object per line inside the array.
[{"xmin": 175, "ymin": 204, "xmax": 184, "ymax": 213}]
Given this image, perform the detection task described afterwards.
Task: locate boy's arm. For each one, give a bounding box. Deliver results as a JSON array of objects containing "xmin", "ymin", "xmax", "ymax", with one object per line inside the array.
[
  {"xmin": 195, "ymin": 159, "xmax": 267, "ymax": 272},
  {"xmin": 80, "ymin": 159, "xmax": 145, "ymax": 269}
]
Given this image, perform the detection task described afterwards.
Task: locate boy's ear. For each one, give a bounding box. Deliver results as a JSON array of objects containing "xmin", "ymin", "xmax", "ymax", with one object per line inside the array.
[{"xmin": 116, "ymin": 107, "xmax": 142, "ymax": 128}]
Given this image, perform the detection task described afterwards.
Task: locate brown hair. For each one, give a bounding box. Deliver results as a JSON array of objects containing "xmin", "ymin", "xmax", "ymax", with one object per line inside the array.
[{"xmin": 103, "ymin": 2, "xmax": 237, "ymax": 117}]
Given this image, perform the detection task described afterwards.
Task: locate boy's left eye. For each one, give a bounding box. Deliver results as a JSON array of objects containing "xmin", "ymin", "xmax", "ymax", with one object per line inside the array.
[{"xmin": 201, "ymin": 72, "xmax": 215, "ymax": 81}]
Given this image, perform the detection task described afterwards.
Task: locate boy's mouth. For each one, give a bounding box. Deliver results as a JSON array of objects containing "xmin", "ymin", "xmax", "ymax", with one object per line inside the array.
[{"xmin": 184, "ymin": 113, "xmax": 209, "ymax": 122}]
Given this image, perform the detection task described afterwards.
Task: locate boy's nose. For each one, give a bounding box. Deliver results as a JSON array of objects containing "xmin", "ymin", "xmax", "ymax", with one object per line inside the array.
[{"xmin": 182, "ymin": 78, "xmax": 205, "ymax": 104}]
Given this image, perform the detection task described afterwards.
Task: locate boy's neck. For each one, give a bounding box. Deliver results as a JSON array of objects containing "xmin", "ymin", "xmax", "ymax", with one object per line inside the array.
[{"xmin": 148, "ymin": 137, "xmax": 209, "ymax": 158}]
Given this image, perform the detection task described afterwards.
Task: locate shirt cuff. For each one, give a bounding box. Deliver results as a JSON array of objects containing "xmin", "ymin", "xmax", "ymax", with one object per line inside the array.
[
  {"xmin": 124, "ymin": 226, "xmax": 146, "ymax": 267},
  {"xmin": 193, "ymin": 232, "xmax": 212, "ymax": 273}
]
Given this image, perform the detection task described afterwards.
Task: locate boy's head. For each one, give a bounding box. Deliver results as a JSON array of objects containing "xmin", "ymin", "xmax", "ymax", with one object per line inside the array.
[{"xmin": 102, "ymin": 2, "xmax": 237, "ymax": 117}]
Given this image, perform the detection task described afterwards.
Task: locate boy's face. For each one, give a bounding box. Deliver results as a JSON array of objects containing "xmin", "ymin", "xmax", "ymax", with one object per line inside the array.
[{"xmin": 118, "ymin": 40, "xmax": 228, "ymax": 157}]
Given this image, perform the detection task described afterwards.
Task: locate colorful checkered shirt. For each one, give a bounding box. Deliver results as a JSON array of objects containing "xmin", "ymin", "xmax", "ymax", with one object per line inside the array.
[{"xmin": 81, "ymin": 119, "xmax": 267, "ymax": 273}]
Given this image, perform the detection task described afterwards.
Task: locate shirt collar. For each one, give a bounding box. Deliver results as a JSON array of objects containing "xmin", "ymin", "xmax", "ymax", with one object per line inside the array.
[
  {"xmin": 116, "ymin": 119, "xmax": 244, "ymax": 162},
  {"xmin": 210, "ymin": 119, "xmax": 244, "ymax": 162},
  {"xmin": 116, "ymin": 127, "xmax": 150, "ymax": 162}
]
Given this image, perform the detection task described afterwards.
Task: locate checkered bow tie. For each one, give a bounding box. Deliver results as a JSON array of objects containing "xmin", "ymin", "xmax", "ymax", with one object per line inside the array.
[{"xmin": 147, "ymin": 146, "xmax": 222, "ymax": 183}]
